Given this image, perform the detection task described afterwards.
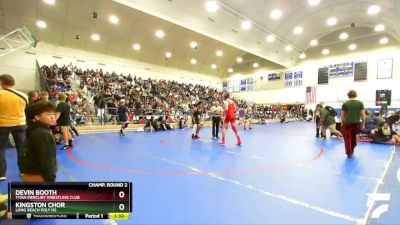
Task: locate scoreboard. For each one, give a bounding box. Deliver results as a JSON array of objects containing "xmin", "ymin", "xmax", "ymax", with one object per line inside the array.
[
  {"xmin": 376, "ymin": 90, "xmax": 391, "ymax": 106},
  {"xmin": 9, "ymin": 182, "xmax": 132, "ymax": 219}
]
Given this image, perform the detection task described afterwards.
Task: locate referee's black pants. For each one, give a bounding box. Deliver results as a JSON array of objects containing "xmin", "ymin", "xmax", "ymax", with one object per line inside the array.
[{"xmin": 212, "ymin": 117, "xmax": 221, "ymax": 138}]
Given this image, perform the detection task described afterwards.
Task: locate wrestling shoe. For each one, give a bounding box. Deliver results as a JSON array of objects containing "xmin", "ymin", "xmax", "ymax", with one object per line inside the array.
[
  {"xmin": 219, "ymin": 139, "xmax": 226, "ymax": 145},
  {"xmin": 60, "ymin": 145, "xmax": 70, "ymax": 150},
  {"xmin": 237, "ymin": 137, "xmax": 242, "ymax": 146}
]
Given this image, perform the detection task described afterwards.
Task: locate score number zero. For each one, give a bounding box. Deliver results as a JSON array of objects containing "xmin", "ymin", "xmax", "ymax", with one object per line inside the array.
[{"xmin": 118, "ymin": 191, "xmax": 127, "ymax": 211}]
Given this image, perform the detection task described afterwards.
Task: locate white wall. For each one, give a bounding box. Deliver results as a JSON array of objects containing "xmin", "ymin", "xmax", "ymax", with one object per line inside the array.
[
  {"xmin": 0, "ymin": 51, "xmax": 39, "ymax": 92},
  {"xmin": 0, "ymin": 43, "xmax": 223, "ymax": 91},
  {"xmin": 230, "ymin": 46, "xmax": 400, "ymax": 108}
]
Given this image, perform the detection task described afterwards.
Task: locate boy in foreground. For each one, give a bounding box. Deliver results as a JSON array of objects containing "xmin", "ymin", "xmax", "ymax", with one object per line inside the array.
[{"xmin": 21, "ymin": 101, "xmax": 57, "ymax": 182}]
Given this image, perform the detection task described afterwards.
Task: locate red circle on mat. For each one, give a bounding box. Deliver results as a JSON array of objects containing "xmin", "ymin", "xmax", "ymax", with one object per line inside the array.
[{"xmin": 67, "ymin": 146, "xmax": 324, "ymax": 175}]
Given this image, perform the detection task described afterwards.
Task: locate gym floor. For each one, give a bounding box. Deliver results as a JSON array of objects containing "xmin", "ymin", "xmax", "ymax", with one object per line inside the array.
[{"xmin": 1, "ymin": 121, "xmax": 399, "ymax": 225}]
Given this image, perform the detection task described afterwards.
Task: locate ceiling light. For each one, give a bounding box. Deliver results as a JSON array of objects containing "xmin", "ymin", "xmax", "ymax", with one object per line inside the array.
[
  {"xmin": 299, "ymin": 53, "xmax": 306, "ymax": 59},
  {"xmin": 348, "ymin": 43, "xmax": 357, "ymax": 50},
  {"xmin": 190, "ymin": 41, "xmax": 198, "ymax": 49},
  {"xmin": 132, "ymin": 44, "xmax": 141, "ymax": 50},
  {"xmin": 241, "ymin": 20, "xmax": 252, "ymax": 30},
  {"xmin": 216, "ymin": 50, "xmax": 223, "ymax": 57},
  {"xmin": 266, "ymin": 35, "xmax": 275, "ymax": 42},
  {"xmin": 293, "ymin": 26, "xmax": 303, "ymax": 35},
  {"xmin": 191, "ymin": 58, "xmax": 197, "ymax": 64},
  {"xmin": 379, "ymin": 37, "xmax": 388, "ymax": 45},
  {"xmin": 108, "ymin": 15, "xmax": 119, "ymax": 24},
  {"xmin": 211, "ymin": 64, "xmax": 217, "ymax": 69},
  {"xmin": 310, "ymin": 39, "xmax": 318, "ymax": 46},
  {"xmin": 368, "ymin": 5, "xmax": 380, "ymax": 15},
  {"xmin": 155, "ymin": 30, "xmax": 165, "ymax": 38},
  {"xmin": 228, "ymin": 68, "xmax": 234, "ymax": 73},
  {"xmin": 285, "ymin": 45, "xmax": 292, "ymax": 52},
  {"xmin": 36, "ymin": 20, "xmax": 47, "ymax": 28},
  {"xmin": 43, "ymin": 0, "xmax": 55, "ymax": 4},
  {"xmin": 308, "ymin": 0, "xmax": 320, "ymax": 6},
  {"xmin": 339, "ymin": 32, "xmax": 349, "ymax": 40},
  {"xmin": 165, "ymin": 52, "xmax": 172, "ymax": 58},
  {"xmin": 374, "ymin": 24, "xmax": 385, "ymax": 32},
  {"xmin": 236, "ymin": 57, "xmax": 243, "ymax": 63},
  {"xmin": 253, "ymin": 62, "xmax": 259, "ymax": 68},
  {"xmin": 205, "ymin": 1, "xmax": 219, "ymax": 12},
  {"xmin": 91, "ymin": 34, "xmax": 100, "ymax": 41},
  {"xmin": 326, "ymin": 17, "xmax": 337, "ymax": 26},
  {"xmin": 322, "ymin": 48, "xmax": 330, "ymax": 55},
  {"xmin": 270, "ymin": 9, "xmax": 282, "ymax": 20}
]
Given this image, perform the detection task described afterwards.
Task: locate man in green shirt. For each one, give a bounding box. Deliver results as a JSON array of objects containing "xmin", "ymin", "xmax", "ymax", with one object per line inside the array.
[
  {"xmin": 341, "ymin": 90, "xmax": 366, "ymax": 158},
  {"xmin": 316, "ymin": 104, "xmax": 342, "ymax": 140}
]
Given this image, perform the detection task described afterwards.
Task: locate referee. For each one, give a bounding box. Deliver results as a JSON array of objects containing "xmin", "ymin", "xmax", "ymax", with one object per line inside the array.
[{"xmin": 210, "ymin": 101, "xmax": 223, "ymax": 139}]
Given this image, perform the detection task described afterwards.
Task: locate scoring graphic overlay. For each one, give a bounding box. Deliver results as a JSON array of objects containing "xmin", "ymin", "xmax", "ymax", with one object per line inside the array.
[{"xmin": 9, "ymin": 182, "xmax": 132, "ymax": 219}]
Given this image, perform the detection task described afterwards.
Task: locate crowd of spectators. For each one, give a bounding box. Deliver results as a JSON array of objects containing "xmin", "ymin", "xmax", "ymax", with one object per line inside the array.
[
  {"xmin": 254, "ymin": 104, "xmax": 309, "ymax": 121},
  {"xmin": 41, "ymin": 63, "xmax": 257, "ymax": 125}
]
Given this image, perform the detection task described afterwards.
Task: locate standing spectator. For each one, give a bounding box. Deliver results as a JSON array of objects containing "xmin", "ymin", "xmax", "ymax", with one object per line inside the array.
[
  {"xmin": 0, "ymin": 74, "xmax": 28, "ymax": 180},
  {"xmin": 56, "ymin": 93, "xmax": 73, "ymax": 150},
  {"xmin": 314, "ymin": 105, "xmax": 322, "ymax": 137},
  {"xmin": 93, "ymin": 94, "xmax": 100, "ymax": 116},
  {"xmin": 341, "ymin": 90, "xmax": 366, "ymax": 158},
  {"xmin": 210, "ymin": 101, "xmax": 223, "ymax": 139},
  {"xmin": 20, "ymin": 101, "xmax": 57, "ymax": 182},
  {"xmin": 27, "ymin": 91, "xmax": 39, "ymax": 104},
  {"xmin": 117, "ymin": 99, "xmax": 130, "ymax": 136},
  {"xmin": 39, "ymin": 91, "xmax": 50, "ymax": 102},
  {"xmin": 98, "ymin": 95, "xmax": 106, "ymax": 125},
  {"xmin": 25, "ymin": 91, "xmax": 41, "ymax": 125}
]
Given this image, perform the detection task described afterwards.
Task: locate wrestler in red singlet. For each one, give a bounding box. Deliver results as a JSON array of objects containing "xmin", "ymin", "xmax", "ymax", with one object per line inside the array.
[
  {"xmin": 224, "ymin": 100, "xmax": 236, "ymax": 124},
  {"xmin": 220, "ymin": 93, "xmax": 241, "ymax": 145}
]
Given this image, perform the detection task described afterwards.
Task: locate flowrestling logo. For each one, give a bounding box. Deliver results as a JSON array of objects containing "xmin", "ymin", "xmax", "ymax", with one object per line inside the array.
[{"xmin": 367, "ymin": 193, "xmax": 391, "ymax": 219}]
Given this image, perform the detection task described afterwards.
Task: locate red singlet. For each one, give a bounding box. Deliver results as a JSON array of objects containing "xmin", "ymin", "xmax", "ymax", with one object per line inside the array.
[{"xmin": 224, "ymin": 101, "xmax": 236, "ymax": 124}]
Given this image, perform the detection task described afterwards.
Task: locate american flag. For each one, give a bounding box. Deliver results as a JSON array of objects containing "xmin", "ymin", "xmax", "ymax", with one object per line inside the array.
[{"xmin": 306, "ymin": 86, "xmax": 316, "ymax": 103}]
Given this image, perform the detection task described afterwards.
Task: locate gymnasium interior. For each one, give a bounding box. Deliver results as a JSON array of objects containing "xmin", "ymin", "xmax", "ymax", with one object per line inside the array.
[{"xmin": 0, "ymin": 0, "xmax": 399, "ymax": 224}]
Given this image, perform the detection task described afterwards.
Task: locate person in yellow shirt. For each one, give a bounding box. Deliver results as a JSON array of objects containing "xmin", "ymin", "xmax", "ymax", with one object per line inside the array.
[
  {"xmin": 0, "ymin": 74, "xmax": 28, "ymax": 180},
  {"xmin": 0, "ymin": 193, "xmax": 9, "ymax": 219}
]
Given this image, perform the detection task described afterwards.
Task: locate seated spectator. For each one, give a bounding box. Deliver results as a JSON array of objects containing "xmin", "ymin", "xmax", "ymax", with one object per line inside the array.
[
  {"xmin": 144, "ymin": 117, "xmax": 155, "ymax": 132},
  {"xmin": 360, "ymin": 110, "xmax": 375, "ymax": 136},
  {"xmin": 178, "ymin": 117, "xmax": 187, "ymax": 129},
  {"xmin": 371, "ymin": 122, "xmax": 400, "ymax": 144},
  {"xmin": 387, "ymin": 110, "xmax": 400, "ymax": 132},
  {"xmin": 372, "ymin": 111, "xmax": 385, "ymax": 128}
]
